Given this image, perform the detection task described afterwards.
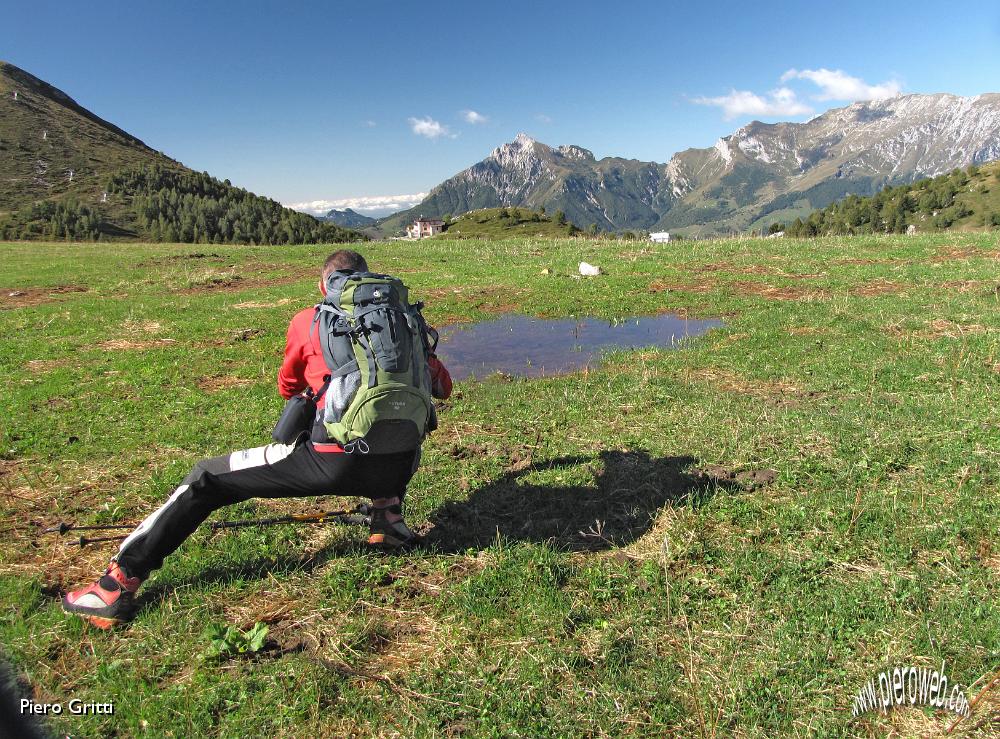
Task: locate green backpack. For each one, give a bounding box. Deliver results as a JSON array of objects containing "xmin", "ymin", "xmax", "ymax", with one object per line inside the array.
[{"xmin": 312, "ymin": 270, "xmax": 437, "ymax": 454}]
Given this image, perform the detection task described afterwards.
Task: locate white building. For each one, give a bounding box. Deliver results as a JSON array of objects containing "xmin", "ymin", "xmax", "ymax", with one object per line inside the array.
[
  {"xmin": 649, "ymin": 231, "xmax": 671, "ymax": 243},
  {"xmin": 406, "ymin": 218, "xmax": 445, "ymax": 239}
]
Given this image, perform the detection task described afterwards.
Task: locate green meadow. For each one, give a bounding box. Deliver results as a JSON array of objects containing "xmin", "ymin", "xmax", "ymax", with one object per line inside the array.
[{"xmin": 0, "ymin": 234, "xmax": 998, "ymax": 737}]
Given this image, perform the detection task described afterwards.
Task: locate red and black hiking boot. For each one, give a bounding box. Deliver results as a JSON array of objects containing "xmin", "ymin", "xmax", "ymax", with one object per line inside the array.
[
  {"xmin": 62, "ymin": 561, "xmax": 142, "ymax": 629},
  {"xmin": 368, "ymin": 503, "xmax": 418, "ymax": 550}
]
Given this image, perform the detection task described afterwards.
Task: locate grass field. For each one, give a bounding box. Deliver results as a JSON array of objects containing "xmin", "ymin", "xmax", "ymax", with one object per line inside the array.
[{"xmin": 1, "ymin": 234, "xmax": 998, "ymax": 737}]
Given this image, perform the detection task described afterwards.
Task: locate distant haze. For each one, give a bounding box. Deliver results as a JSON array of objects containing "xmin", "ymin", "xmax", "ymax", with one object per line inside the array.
[{"xmin": 286, "ymin": 193, "xmax": 428, "ymax": 218}]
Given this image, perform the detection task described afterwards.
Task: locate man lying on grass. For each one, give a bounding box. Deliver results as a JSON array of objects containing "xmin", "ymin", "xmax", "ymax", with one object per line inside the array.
[{"xmin": 62, "ymin": 249, "xmax": 453, "ymax": 628}]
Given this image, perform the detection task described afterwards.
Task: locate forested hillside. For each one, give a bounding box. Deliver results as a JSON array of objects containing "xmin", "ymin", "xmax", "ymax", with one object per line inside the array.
[
  {"xmin": 0, "ymin": 62, "xmax": 361, "ymax": 244},
  {"xmin": 784, "ymin": 162, "xmax": 1000, "ymax": 236}
]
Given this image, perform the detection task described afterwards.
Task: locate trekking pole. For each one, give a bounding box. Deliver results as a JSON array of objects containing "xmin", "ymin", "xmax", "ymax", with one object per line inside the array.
[
  {"xmin": 74, "ymin": 534, "xmax": 130, "ymax": 547},
  {"xmin": 43, "ymin": 522, "xmax": 134, "ymax": 535},
  {"xmin": 206, "ymin": 504, "xmax": 371, "ymax": 531},
  {"xmin": 47, "ymin": 504, "xmax": 372, "ymax": 547}
]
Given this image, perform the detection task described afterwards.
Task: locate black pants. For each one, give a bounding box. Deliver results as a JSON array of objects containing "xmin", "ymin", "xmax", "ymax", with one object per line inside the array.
[{"xmin": 116, "ymin": 440, "xmax": 418, "ymax": 579}]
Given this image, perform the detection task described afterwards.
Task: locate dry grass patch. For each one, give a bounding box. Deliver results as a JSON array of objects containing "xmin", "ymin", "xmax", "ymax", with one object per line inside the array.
[
  {"xmin": 98, "ymin": 338, "xmax": 179, "ymax": 350},
  {"xmin": 420, "ymin": 285, "xmax": 529, "ymax": 318},
  {"xmin": 930, "ymin": 245, "xmax": 1000, "ymax": 262},
  {"xmin": 24, "ymin": 358, "xmax": 71, "ymax": 373},
  {"xmin": 683, "ymin": 366, "xmax": 806, "ymax": 401},
  {"xmin": 230, "ymin": 298, "xmax": 292, "ymax": 309},
  {"xmin": 692, "ymin": 261, "xmax": 825, "ymax": 280},
  {"xmin": 175, "ymin": 264, "xmax": 303, "ymax": 294},
  {"xmin": 830, "ymin": 257, "xmax": 907, "ymax": 266},
  {"xmin": 196, "ymin": 374, "xmax": 256, "ymax": 393},
  {"xmin": 852, "ymin": 278, "xmax": 907, "ymax": 296},
  {"xmin": 889, "ymin": 319, "xmax": 993, "ymax": 341},
  {"xmin": 120, "ymin": 319, "xmax": 164, "ymax": 334},
  {"xmin": 648, "ymin": 279, "xmax": 716, "ymax": 295}
]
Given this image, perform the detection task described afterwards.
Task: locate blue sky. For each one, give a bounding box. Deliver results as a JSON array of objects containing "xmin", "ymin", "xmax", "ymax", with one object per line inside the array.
[{"xmin": 6, "ymin": 1, "xmax": 1000, "ymax": 215}]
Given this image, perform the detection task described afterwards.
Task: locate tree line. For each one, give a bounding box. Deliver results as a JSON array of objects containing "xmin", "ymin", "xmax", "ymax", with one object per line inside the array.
[{"xmin": 0, "ymin": 164, "xmax": 364, "ymax": 244}]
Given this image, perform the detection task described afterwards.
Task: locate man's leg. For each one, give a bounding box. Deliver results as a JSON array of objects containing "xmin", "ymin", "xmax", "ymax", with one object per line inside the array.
[
  {"xmin": 367, "ymin": 448, "xmax": 422, "ymax": 549},
  {"xmin": 116, "ymin": 441, "xmax": 326, "ymax": 579},
  {"xmin": 63, "ymin": 442, "xmax": 415, "ymax": 627}
]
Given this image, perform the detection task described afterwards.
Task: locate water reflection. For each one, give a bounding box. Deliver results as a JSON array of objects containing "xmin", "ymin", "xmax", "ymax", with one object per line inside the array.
[{"xmin": 436, "ymin": 313, "xmax": 723, "ymax": 380}]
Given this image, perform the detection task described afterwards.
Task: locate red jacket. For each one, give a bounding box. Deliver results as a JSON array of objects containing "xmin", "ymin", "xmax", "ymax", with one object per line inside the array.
[{"xmin": 278, "ymin": 307, "xmax": 453, "ymax": 402}]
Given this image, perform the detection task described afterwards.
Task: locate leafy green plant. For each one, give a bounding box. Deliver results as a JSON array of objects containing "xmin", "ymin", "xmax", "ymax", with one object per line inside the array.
[{"xmin": 202, "ymin": 621, "xmax": 269, "ymax": 660}]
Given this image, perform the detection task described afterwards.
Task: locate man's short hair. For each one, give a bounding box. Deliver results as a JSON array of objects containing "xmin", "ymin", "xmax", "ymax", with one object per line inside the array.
[{"xmin": 323, "ymin": 250, "xmax": 368, "ymax": 278}]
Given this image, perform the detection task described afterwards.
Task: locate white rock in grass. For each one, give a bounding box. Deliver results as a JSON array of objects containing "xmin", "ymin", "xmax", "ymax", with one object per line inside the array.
[{"xmin": 578, "ymin": 261, "xmax": 602, "ymax": 276}]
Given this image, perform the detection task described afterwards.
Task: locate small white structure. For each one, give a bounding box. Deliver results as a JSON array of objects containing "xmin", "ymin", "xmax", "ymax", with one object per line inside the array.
[
  {"xmin": 12, "ymin": 91, "xmax": 17, "ymax": 100},
  {"xmin": 406, "ymin": 217, "xmax": 445, "ymax": 239},
  {"xmin": 101, "ymin": 191, "xmax": 108, "ymax": 203},
  {"xmin": 649, "ymin": 231, "xmax": 671, "ymax": 243},
  {"xmin": 42, "ymin": 130, "xmax": 47, "ymax": 140},
  {"xmin": 67, "ymin": 169, "xmax": 74, "ymax": 182}
]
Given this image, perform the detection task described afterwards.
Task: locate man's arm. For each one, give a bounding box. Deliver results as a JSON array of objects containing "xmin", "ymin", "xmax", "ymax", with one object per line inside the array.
[{"xmin": 277, "ymin": 314, "xmax": 309, "ymax": 399}]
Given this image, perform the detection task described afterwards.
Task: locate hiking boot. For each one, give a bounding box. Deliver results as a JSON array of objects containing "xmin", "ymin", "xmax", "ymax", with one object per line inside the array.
[
  {"xmin": 368, "ymin": 504, "xmax": 418, "ymax": 550},
  {"xmin": 62, "ymin": 561, "xmax": 142, "ymax": 629}
]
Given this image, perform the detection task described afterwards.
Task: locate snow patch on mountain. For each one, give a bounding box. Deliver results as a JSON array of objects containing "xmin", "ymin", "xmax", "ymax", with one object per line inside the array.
[{"xmin": 713, "ymin": 138, "xmax": 733, "ymax": 165}]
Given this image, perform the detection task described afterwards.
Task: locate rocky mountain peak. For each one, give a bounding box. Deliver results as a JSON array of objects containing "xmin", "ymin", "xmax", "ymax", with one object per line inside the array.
[{"xmin": 556, "ymin": 144, "xmax": 594, "ymax": 161}]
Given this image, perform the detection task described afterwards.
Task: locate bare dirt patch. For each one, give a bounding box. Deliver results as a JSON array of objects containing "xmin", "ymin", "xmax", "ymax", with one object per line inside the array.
[
  {"xmin": 1, "ymin": 285, "xmax": 88, "ymax": 309},
  {"xmin": 197, "ymin": 375, "xmax": 256, "ymax": 393}
]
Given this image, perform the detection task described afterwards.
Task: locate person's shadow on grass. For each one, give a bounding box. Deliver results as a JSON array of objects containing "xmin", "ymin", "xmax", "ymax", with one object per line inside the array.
[
  {"xmin": 421, "ymin": 449, "xmax": 734, "ymax": 552},
  {"xmin": 135, "ymin": 449, "xmax": 737, "ymax": 606}
]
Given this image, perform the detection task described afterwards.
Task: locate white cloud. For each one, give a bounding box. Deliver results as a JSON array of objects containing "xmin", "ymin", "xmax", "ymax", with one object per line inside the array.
[
  {"xmin": 781, "ymin": 68, "xmax": 901, "ymax": 101},
  {"xmin": 285, "ymin": 193, "xmax": 428, "ymax": 216},
  {"xmin": 408, "ymin": 116, "xmax": 455, "ymax": 139},
  {"xmin": 535, "ymin": 113, "xmax": 553, "ymax": 124},
  {"xmin": 693, "ymin": 87, "xmax": 814, "ymax": 120},
  {"xmin": 363, "ymin": 119, "xmax": 377, "ymax": 128},
  {"xmin": 461, "ymin": 109, "xmax": 488, "ymax": 124}
]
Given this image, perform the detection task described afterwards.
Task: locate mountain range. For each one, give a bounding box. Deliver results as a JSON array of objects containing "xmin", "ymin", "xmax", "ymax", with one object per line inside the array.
[
  {"xmin": 381, "ymin": 93, "xmax": 1000, "ymax": 236},
  {"xmin": 322, "ymin": 207, "xmax": 376, "ymax": 228},
  {"xmin": 4, "ymin": 58, "xmax": 1000, "ymax": 241}
]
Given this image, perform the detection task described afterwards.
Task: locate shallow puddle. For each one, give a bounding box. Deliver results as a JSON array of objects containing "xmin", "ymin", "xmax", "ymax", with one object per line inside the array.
[{"xmin": 436, "ymin": 313, "xmax": 723, "ymax": 380}]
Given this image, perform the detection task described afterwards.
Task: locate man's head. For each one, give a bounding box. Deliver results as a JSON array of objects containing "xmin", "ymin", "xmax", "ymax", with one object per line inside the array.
[{"xmin": 320, "ymin": 250, "xmax": 368, "ymax": 294}]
